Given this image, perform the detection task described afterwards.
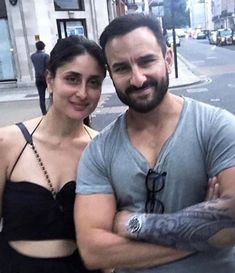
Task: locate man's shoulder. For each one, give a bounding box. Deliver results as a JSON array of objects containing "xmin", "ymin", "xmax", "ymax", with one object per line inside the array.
[
  {"xmin": 43, "ymin": 52, "xmax": 50, "ymax": 58},
  {"xmin": 86, "ymin": 114, "xmax": 125, "ymax": 151},
  {"xmin": 184, "ymin": 97, "xmax": 214, "ymax": 109},
  {"xmin": 31, "ymin": 51, "xmax": 48, "ymax": 58},
  {"xmin": 31, "ymin": 52, "xmax": 36, "ymax": 59},
  {"xmin": 96, "ymin": 114, "xmax": 124, "ymax": 138},
  {"xmin": 184, "ymin": 97, "xmax": 224, "ymax": 116},
  {"xmin": 183, "ymin": 97, "xmax": 235, "ymax": 137}
]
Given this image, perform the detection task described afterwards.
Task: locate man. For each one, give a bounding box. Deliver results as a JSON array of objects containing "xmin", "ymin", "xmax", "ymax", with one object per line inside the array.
[
  {"xmin": 31, "ymin": 40, "xmax": 49, "ymax": 115},
  {"xmin": 74, "ymin": 14, "xmax": 235, "ymax": 272}
]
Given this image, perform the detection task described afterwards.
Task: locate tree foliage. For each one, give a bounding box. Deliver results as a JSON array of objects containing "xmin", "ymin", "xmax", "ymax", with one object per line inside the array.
[{"xmin": 163, "ymin": 0, "xmax": 190, "ymax": 29}]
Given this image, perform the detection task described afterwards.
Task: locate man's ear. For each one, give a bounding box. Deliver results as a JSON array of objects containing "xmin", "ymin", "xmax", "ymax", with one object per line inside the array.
[{"xmin": 165, "ymin": 48, "xmax": 173, "ymax": 74}]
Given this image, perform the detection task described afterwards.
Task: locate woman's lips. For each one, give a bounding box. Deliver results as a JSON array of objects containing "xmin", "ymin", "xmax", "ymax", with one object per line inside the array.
[{"xmin": 70, "ymin": 101, "xmax": 88, "ymax": 110}]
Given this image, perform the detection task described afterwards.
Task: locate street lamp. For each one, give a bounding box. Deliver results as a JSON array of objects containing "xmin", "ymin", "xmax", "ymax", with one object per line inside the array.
[{"xmin": 171, "ymin": 0, "xmax": 178, "ymax": 78}]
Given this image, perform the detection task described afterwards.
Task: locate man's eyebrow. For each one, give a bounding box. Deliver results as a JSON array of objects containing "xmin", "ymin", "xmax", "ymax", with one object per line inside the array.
[
  {"xmin": 111, "ymin": 62, "xmax": 128, "ymax": 70},
  {"xmin": 138, "ymin": 54, "xmax": 156, "ymax": 61},
  {"xmin": 111, "ymin": 54, "xmax": 157, "ymax": 68}
]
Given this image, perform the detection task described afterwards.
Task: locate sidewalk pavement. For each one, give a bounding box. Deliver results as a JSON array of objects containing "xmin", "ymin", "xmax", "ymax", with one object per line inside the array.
[{"xmin": 0, "ymin": 54, "xmax": 201, "ymax": 103}]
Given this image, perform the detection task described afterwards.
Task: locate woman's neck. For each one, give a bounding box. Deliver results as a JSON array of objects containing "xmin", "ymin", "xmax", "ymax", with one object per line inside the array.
[{"xmin": 40, "ymin": 110, "xmax": 85, "ymax": 140}]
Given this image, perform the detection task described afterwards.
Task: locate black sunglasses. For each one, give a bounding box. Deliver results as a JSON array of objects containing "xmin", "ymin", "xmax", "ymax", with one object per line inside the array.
[{"xmin": 145, "ymin": 169, "xmax": 167, "ymax": 214}]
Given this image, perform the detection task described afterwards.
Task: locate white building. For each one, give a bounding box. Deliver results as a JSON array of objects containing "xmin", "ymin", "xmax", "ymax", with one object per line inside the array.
[
  {"xmin": 189, "ymin": 0, "xmax": 213, "ymax": 30},
  {"xmin": 212, "ymin": 0, "xmax": 235, "ymax": 29},
  {"xmin": 0, "ymin": 0, "xmax": 119, "ymax": 88},
  {"xmin": 193, "ymin": 0, "xmax": 235, "ymax": 30}
]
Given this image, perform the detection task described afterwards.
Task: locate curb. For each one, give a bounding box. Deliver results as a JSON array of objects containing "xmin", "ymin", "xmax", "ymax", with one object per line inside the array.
[
  {"xmin": 169, "ymin": 53, "xmax": 206, "ymax": 89},
  {"xmin": 177, "ymin": 53, "xmax": 198, "ymax": 73}
]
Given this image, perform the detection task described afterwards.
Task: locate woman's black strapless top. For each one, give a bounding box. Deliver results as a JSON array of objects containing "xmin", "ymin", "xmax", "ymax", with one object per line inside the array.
[{"xmin": 2, "ymin": 180, "xmax": 76, "ymax": 241}]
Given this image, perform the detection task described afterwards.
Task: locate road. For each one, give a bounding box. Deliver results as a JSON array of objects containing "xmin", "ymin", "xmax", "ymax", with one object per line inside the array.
[
  {"xmin": 0, "ymin": 95, "xmax": 119, "ymax": 130},
  {"xmin": 176, "ymin": 38, "xmax": 235, "ymax": 114},
  {"xmin": 0, "ymin": 100, "xmax": 41, "ymax": 127}
]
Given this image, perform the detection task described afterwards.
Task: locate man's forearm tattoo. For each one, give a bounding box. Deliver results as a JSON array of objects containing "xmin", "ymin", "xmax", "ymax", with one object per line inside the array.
[{"xmin": 137, "ymin": 197, "xmax": 235, "ymax": 251}]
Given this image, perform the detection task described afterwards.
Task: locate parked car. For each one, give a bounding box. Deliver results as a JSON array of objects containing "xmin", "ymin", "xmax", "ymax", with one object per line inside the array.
[
  {"xmin": 232, "ymin": 30, "xmax": 235, "ymax": 44},
  {"xmin": 208, "ymin": 30, "xmax": 218, "ymax": 45},
  {"xmin": 175, "ymin": 28, "xmax": 186, "ymax": 38},
  {"xmin": 166, "ymin": 33, "xmax": 180, "ymax": 47},
  {"xmin": 196, "ymin": 31, "xmax": 207, "ymax": 39},
  {"xmin": 216, "ymin": 28, "xmax": 233, "ymax": 46}
]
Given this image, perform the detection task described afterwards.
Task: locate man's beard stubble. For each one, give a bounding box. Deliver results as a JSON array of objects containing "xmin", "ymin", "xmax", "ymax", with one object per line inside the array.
[{"xmin": 115, "ymin": 72, "xmax": 169, "ymax": 113}]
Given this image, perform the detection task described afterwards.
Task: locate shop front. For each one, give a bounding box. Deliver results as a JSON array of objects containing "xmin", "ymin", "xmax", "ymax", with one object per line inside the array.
[{"xmin": 0, "ymin": 0, "xmax": 16, "ymax": 82}]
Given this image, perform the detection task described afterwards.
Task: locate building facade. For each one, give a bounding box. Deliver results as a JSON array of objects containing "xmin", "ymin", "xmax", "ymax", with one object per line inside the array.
[
  {"xmin": 189, "ymin": 0, "xmax": 213, "ymax": 31},
  {"xmin": 0, "ymin": 0, "xmax": 123, "ymax": 88},
  {"xmin": 212, "ymin": 0, "xmax": 235, "ymax": 29},
  {"xmin": 188, "ymin": 0, "xmax": 235, "ymax": 31}
]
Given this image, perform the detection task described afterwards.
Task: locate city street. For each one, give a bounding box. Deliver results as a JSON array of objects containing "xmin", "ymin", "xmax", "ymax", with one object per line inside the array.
[
  {"xmin": 176, "ymin": 38, "xmax": 235, "ymax": 114},
  {"xmin": 1, "ymin": 38, "xmax": 235, "ymax": 130},
  {"xmin": 0, "ymin": 93, "xmax": 123, "ymax": 131}
]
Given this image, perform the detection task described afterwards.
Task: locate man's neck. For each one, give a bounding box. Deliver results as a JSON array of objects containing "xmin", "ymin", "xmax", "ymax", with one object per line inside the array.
[{"xmin": 126, "ymin": 93, "xmax": 183, "ymax": 130}]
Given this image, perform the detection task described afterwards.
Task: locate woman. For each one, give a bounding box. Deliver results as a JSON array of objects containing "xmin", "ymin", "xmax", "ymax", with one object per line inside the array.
[{"xmin": 0, "ymin": 36, "xmax": 106, "ymax": 273}]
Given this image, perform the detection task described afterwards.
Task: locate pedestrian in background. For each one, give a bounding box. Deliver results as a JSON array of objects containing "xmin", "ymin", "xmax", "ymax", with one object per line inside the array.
[
  {"xmin": 0, "ymin": 35, "xmax": 106, "ymax": 273},
  {"xmin": 31, "ymin": 40, "xmax": 49, "ymax": 115},
  {"xmin": 75, "ymin": 13, "xmax": 235, "ymax": 273}
]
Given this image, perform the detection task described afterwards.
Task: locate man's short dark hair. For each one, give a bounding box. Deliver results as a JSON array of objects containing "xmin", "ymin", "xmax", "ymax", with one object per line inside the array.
[
  {"xmin": 36, "ymin": 41, "xmax": 45, "ymax": 50},
  {"xmin": 99, "ymin": 13, "xmax": 167, "ymax": 57}
]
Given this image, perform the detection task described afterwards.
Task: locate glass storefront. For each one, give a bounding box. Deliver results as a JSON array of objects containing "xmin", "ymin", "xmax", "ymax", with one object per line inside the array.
[
  {"xmin": 0, "ymin": 19, "xmax": 15, "ymax": 81},
  {"xmin": 57, "ymin": 19, "xmax": 86, "ymax": 38}
]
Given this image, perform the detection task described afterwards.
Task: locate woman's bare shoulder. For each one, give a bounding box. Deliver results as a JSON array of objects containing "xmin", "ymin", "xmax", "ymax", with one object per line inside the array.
[
  {"xmin": 0, "ymin": 124, "xmax": 22, "ymax": 172},
  {"xmin": 0, "ymin": 117, "xmax": 43, "ymax": 152},
  {"xmin": 0, "ymin": 124, "xmax": 20, "ymax": 147}
]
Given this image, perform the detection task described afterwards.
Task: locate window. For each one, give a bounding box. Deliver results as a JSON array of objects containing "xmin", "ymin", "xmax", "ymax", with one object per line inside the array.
[
  {"xmin": 57, "ymin": 19, "xmax": 87, "ymax": 39},
  {"xmin": 0, "ymin": 19, "xmax": 16, "ymax": 81},
  {"xmin": 54, "ymin": 0, "xmax": 84, "ymax": 11}
]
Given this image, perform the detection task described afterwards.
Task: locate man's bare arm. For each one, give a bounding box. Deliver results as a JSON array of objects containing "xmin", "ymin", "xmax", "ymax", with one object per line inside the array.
[
  {"xmin": 115, "ymin": 169, "xmax": 235, "ymax": 251},
  {"xmin": 74, "ymin": 193, "xmax": 191, "ymax": 270}
]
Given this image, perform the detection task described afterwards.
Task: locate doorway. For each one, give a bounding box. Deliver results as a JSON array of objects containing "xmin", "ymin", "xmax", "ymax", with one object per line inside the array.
[{"xmin": 0, "ymin": 19, "xmax": 16, "ymax": 81}]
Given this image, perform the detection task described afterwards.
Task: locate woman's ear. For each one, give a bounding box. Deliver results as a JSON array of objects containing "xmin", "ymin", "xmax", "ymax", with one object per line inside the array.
[
  {"xmin": 45, "ymin": 70, "xmax": 54, "ymax": 96},
  {"xmin": 165, "ymin": 48, "xmax": 173, "ymax": 74}
]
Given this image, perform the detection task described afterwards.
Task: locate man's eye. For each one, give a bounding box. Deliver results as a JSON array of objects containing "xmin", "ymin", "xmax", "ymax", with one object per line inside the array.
[
  {"xmin": 139, "ymin": 59, "xmax": 155, "ymax": 66},
  {"xmin": 114, "ymin": 66, "xmax": 128, "ymax": 73}
]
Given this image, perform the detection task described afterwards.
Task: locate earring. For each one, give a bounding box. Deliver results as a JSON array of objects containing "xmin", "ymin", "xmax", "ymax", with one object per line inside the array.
[
  {"xmin": 46, "ymin": 92, "xmax": 53, "ymax": 109},
  {"xmin": 49, "ymin": 93, "xmax": 53, "ymax": 103}
]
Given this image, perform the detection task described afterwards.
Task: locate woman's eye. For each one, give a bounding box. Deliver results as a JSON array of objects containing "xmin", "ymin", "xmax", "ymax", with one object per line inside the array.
[
  {"xmin": 89, "ymin": 79, "xmax": 101, "ymax": 88},
  {"xmin": 65, "ymin": 76, "xmax": 79, "ymax": 84}
]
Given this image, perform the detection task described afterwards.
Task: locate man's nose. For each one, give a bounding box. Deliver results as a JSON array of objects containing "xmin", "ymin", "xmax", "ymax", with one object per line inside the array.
[{"xmin": 130, "ymin": 66, "xmax": 146, "ymax": 88}]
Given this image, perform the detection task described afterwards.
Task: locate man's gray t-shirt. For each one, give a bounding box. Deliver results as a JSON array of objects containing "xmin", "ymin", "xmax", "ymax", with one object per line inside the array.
[{"xmin": 76, "ymin": 97, "xmax": 235, "ymax": 273}]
